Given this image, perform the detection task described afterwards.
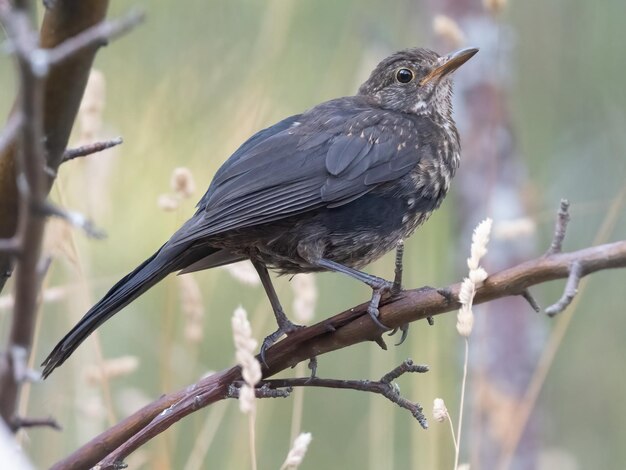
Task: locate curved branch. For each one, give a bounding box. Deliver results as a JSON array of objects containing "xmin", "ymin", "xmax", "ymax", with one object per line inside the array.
[
  {"xmin": 50, "ymin": 238, "xmax": 626, "ymax": 470},
  {"xmin": 259, "ymin": 359, "xmax": 430, "ymax": 428},
  {"xmin": 545, "ymin": 260, "xmax": 583, "ymax": 316}
]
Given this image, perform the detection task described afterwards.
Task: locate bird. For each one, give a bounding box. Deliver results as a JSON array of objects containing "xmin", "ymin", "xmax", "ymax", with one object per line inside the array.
[{"xmin": 42, "ymin": 46, "xmax": 478, "ymax": 378}]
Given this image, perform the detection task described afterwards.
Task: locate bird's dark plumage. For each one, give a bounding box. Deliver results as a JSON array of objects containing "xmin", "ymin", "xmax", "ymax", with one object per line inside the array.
[{"xmin": 42, "ymin": 47, "xmax": 477, "ymax": 377}]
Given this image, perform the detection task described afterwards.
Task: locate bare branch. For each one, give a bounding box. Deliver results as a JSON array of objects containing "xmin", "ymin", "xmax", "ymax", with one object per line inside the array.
[
  {"xmin": 11, "ymin": 415, "xmax": 61, "ymax": 431},
  {"xmin": 0, "ymin": 5, "xmax": 48, "ymax": 426},
  {"xmin": 0, "ymin": 3, "xmax": 142, "ymax": 429},
  {"xmin": 47, "ymin": 238, "xmax": 626, "ymax": 470},
  {"xmin": 546, "ymin": 199, "xmax": 571, "ymax": 255},
  {"xmin": 0, "ymin": 113, "xmax": 23, "ymax": 156},
  {"xmin": 380, "ymin": 359, "xmax": 429, "ymax": 383},
  {"xmin": 261, "ymin": 359, "xmax": 429, "ymax": 428},
  {"xmin": 45, "ymin": 10, "xmax": 145, "ymax": 68},
  {"xmin": 545, "ymin": 261, "xmax": 583, "ymax": 316},
  {"xmin": 0, "ymin": 238, "xmax": 21, "ymax": 255},
  {"xmin": 62, "ymin": 136, "xmax": 123, "ymax": 163},
  {"xmin": 7, "ymin": 345, "xmax": 40, "ymax": 383},
  {"xmin": 36, "ymin": 201, "xmax": 106, "ymax": 239},
  {"xmin": 520, "ymin": 289, "xmax": 540, "ymax": 312}
]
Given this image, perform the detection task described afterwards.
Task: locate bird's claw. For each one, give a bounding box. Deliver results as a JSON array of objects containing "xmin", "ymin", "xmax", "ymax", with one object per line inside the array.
[
  {"xmin": 367, "ymin": 281, "xmax": 394, "ymax": 331},
  {"xmin": 260, "ymin": 320, "xmax": 304, "ymax": 366},
  {"xmin": 367, "ymin": 239, "xmax": 405, "ymax": 329},
  {"xmin": 387, "ymin": 323, "xmax": 410, "ymax": 345},
  {"xmin": 368, "ymin": 304, "xmax": 390, "ymax": 330}
]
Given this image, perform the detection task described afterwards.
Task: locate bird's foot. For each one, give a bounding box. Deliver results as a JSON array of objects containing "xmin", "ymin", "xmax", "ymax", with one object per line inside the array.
[
  {"xmin": 260, "ymin": 318, "xmax": 303, "ymax": 366},
  {"xmin": 369, "ymin": 240, "xmax": 408, "ymax": 340},
  {"xmin": 367, "ymin": 278, "xmax": 395, "ymax": 331}
]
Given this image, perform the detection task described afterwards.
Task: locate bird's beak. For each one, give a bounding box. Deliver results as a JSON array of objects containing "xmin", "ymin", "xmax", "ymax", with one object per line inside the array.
[{"xmin": 419, "ymin": 47, "xmax": 479, "ymax": 86}]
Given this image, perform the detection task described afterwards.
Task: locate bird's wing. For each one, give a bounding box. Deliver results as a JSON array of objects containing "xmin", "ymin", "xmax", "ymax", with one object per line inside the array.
[
  {"xmin": 195, "ymin": 113, "xmax": 303, "ymax": 210},
  {"xmin": 170, "ymin": 99, "xmax": 421, "ymax": 245}
]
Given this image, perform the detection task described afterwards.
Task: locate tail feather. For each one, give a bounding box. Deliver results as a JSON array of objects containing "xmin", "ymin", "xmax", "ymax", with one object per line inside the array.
[{"xmin": 41, "ymin": 245, "xmax": 183, "ymax": 378}]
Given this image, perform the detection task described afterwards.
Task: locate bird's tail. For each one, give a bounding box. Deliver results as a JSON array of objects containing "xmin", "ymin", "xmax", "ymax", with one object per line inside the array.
[{"xmin": 41, "ymin": 244, "xmax": 184, "ymax": 378}]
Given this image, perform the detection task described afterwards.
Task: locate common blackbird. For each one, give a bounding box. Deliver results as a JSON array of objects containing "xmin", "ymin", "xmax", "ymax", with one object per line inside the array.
[{"xmin": 42, "ymin": 47, "xmax": 478, "ymax": 377}]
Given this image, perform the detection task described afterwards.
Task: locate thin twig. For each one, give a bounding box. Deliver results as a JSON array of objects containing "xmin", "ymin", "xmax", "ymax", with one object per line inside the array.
[
  {"xmin": 35, "ymin": 201, "xmax": 106, "ymax": 239},
  {"xmin": 497, "ymin": 187, "xmax": 626, "ymax": 470},
  {"xmin": 0, "ymin": 238, "xmax": 21, "ymax": 255},
  {"xmin": 520, "ymin": 289, "xmax": 540, "ymax": 312},
  {"xmin": 8, "ymin": 344, "xmax": 40, "ymax": 383},
  {"xmin": 262, "ymin": 359, "xmax": 429, "ymax": 428},
  {"xmin": 45, "ymin": 10, "xmax": 145, "ymax": 67},
  {"xmin": 380, "ymin": 358, "xmax": 429, "ymax": 382},
  {"xmin": 62, "ymin": 136, "xmax": 123, "ymax": 163},
  {"xmin": 545, "ymin": 199, "xmax": 570, "ymax": 256},
  {"xmin": 545, "ymin": 261, "xmax": 583, "ymax": 316},
  {"xmin": 11, "ymin": 415, "xmax": 61, "ymax": 431}
]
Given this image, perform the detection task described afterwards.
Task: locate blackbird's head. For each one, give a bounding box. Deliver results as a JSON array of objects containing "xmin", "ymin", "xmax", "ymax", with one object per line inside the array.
[{"xmin": 358, "ymin": 47, "xmax": 478, "ymax": 116}]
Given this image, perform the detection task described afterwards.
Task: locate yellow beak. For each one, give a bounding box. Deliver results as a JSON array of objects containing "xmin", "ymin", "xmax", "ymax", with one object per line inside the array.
[{"xmin": 419, "ymin": 47, "xmax": 479, "ymax": 86}]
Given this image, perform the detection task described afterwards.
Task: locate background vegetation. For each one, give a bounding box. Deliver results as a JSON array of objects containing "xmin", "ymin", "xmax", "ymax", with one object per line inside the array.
[{"xmin": 1, "ymin": 0, "xmax": 625, "ymax": 468}]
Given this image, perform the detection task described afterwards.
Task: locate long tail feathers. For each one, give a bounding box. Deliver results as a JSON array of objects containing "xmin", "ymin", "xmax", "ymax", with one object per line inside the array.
[{"xmin": 41, "ymin": 245, "xmax": 183, "ymax": 378}]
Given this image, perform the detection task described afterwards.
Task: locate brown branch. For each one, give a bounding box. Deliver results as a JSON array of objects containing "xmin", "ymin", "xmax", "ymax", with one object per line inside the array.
[
  {"xmin": 544, "ymin": 261, "xmax": 583, "ymax": 316},
  {"xmin": 0, "ymin": 3, "xmax": 143, "ymax": 430},
  {"xmin": 62, "ymin": 136, "xmax": 123, "ymax": 162},
  {"xmin": 0, "ymin": 112, "xmax": 23, "ymax": 156},
  {"xmin": 48, "ymin": 238, "xmax": 626, "ymax": 470},
  {"xmin": 44, "ymin": 9, "xmax": 144, "ymax": 68},
  {"xmin": 11, "ymin": 415, "xmax": 61, "ymax": 431},
  {"xmin": 257, "ymin": 360, "xmax": 430, "ymax": 428},
  {"xmin": 0, "ymin": 5, "xmax": 48, "ymax": 427},
  {"xmin": 0, "ymin": 2, "xmax": 141, "ymax": 296}
]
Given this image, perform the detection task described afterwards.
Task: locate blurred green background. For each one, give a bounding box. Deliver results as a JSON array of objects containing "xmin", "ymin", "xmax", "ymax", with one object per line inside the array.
[{"xmin": 1, "ymin": 0, "xmax": 625, "ymax": 469}]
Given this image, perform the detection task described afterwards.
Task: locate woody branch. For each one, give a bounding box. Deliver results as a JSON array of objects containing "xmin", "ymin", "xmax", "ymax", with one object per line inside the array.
[
  {"xmin": 0, "ymin": 2, "xmax": 143, "ymax": 430},
  {"xmin": 53, "ymin": 202, "xmax": 626, "ymax": 470}
]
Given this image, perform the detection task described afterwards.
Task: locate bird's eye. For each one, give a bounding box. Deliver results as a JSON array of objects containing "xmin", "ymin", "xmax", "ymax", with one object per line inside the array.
[{"xmin": 396, "ymin": 68, "xmax": 414, "ymax": 84}]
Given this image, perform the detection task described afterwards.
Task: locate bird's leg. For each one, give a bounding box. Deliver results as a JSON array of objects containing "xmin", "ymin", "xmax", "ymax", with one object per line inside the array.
[
  {"xmin": 387, "ymin": 240, "xmax": 410, "ymax": 345},
  {"xmin": 392, "ymin": 239, "xmax": 404, "ymax": 295},
  {"xmin": 310, "ymin": 258, "xmax": 393, "ymax": 331},
  {"xmin": 251, "ymin": 259, "xmax": 302, "ymax": 364}
]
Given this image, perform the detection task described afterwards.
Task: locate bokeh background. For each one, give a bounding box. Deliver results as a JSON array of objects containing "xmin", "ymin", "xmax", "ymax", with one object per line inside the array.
[{"xmin": 1, "ymin": 0, "xmax": 625, "ymax": 469}]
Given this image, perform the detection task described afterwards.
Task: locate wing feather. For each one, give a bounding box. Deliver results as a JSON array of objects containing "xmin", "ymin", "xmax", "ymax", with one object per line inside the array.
[{"xmin": 172, "ymin": 99, "xmax": 425, "ymax": 246}]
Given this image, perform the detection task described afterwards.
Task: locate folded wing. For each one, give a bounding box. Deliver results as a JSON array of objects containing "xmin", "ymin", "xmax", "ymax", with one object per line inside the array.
[{"xmin": 170, "ymin": 98, "xmax": 422, "ymax": 246}]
